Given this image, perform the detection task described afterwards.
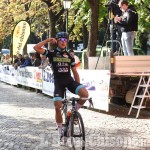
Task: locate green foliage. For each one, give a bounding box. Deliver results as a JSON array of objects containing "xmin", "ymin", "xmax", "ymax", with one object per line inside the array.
[
  {"xmin": 0, "ymin": 0, "xmax": 149, "ymax": 52},
  {"xmin": 3, "ymin": 35, "xmax": 12, "ymax": 49},
  {"xmin": 70, "ymin": 0, "xmax": 90, "ymax": 41},
  {"xmin": 131, "ymin": 0, "xmax": 150, "ymax": 52}
]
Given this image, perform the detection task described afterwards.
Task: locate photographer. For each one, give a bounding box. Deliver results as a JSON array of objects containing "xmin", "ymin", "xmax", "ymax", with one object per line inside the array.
[
  {"xmin": 114, "ymin": 0, "xmax": 138, "ymax": 56},
  {"xmin": 106, "ymin": 0, "xmax": 122, "ymax": 54}
]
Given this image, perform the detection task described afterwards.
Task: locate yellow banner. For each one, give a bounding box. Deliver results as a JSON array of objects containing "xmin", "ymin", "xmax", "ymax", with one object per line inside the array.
[{"xmin": 13, "ymin": 20, "xmax": 30, "ymax": 55}]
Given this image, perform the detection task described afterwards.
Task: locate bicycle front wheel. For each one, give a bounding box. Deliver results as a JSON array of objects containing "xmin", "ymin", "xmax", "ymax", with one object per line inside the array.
[{"xmin": 70, "ymin": 111, "xmax": 85, "ymax": 150}]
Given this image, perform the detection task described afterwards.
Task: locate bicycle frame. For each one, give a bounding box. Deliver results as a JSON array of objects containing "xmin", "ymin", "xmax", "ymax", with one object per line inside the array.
[{"xmin": 60, "ymin": 89, "xmax": 93, "ymax": 149}]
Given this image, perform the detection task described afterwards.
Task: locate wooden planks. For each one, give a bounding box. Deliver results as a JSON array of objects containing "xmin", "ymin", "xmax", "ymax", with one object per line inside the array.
[{"xmin": 114, "ymin": 56, "xmax": 150, "ymax": 73}]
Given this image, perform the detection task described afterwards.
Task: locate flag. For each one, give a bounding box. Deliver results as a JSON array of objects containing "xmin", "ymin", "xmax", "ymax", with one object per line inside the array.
[{"xmin": 13, "ymin": 20, "xmax": 30, "ymax": 55}]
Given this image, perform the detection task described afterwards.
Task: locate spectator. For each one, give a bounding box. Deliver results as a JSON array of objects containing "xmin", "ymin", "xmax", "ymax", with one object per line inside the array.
[
  {"xmin": 114, "ymin": 0, "xmax": 138, "ymax": 56},
  {"xmin": 0, "ymin": 55, "xmax": 5, "ymax": 64},
  {"xmin": 12, "ymin": 55, "xmax": 19, "ymax": 69},
  {"xmin": 3, "ymin": 54, "xmax": 12, "ymax": 65},
  {"xmin": 0, "ymin": 52, "xmax": 4, "ymax": 64},
  {"xmin": 13, "ymin": 54, "xmax": 25, "ymax": 69},
  {"xmin": 30, "ymin": 52, "xmax": 41, "ymax": 67},
  {"xmin": 38, "ymin": 54, "xmax": 49, "ymax": 69},
  {"xmin": 17, "ymin": 54, "xmax": 25, "ymax": 66},
  {"xmin": 69, "ymin": 49, "xmax": 81, "ymax": 68},
  {"xmin": 13, "ymin": 55, "xmax": 19, "ymax": 64},
  {"xmin": 20, "ymin": 54, "xmax": 32, "ymax": 67}
]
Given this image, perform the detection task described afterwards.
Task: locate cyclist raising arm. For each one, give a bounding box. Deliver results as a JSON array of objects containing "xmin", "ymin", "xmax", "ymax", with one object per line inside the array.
[{"xmin": 34, "ymin": 32, "xmax": 89, "ymax": 144}]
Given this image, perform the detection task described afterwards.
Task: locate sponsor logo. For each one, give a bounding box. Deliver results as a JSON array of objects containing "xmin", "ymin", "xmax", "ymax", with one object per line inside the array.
[{"xmin": 53, "ymin": 57, "xmax": 71, "ymax": 63}]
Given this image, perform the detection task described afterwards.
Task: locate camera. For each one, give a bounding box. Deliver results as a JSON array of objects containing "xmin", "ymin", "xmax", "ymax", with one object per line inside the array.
[{"xmin": 105, "ymin": 0, "xmax": 121, "ymax": 16}]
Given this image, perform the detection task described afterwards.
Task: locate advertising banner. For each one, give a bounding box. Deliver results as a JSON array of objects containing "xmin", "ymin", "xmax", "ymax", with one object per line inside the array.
[
  {"xmin": 13, "ymin": 20, "xmax": 30, "ymax": 55},
  {"xmin": 42, "ymin": 68, "xmax": 110, "ymax": 111},
  {"xmin": 0, "ymin": 65, "xmax": 110, "ymax": 112},
  {"xmin": 0, "ymin": 65, "xmax": 3, "ymax": 81},
  {"xmin": 0, "ymin": 65, "xmax": 17, "ymax": 85},
  {"xmin": 42, "ymin": 67, "xmax": 54, "ymax": 95},
  {"xmin": 78, "ymin": 70, "xmax": 110, "ymax": 111},
  {"xmin": 17, "ymin": 67, "xmax": 42, "ymax": 89}
]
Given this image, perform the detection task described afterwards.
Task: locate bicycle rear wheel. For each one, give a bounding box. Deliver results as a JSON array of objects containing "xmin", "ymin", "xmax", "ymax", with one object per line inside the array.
[{"xmin": 70, "ymin": 111, "xmax": 85, "ymax": 150}]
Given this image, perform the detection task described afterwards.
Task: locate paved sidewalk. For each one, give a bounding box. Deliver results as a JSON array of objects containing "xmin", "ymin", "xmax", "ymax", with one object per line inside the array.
[{"xmin": 0, "ymin": 81, "xmax": 149, "ymax": 150}]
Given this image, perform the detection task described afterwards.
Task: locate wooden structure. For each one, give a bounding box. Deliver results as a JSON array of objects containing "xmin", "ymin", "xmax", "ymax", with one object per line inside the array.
[
  {"xmin": 112, "ymin": 56, "xmax": 150, "ymax": 118},
  {"xmin": 114, "ymin": 56, "xmax": 150, "ymax": 73}
]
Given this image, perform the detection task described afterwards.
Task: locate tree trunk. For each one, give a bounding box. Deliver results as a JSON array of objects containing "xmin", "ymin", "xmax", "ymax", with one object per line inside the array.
[
  {"xmin": 42, "ymin": 0, "xmax": 64, "ymax": 50},
  {"xmin": 48, "ymin": 10, "xmax": 56, "ymax": 37},
  {"xmin": 82, "ymin": 23, "xmax": 88, "ymax": 49},
  {"xmin": 49, "ymin": 11, "xmax": 56, "ymax": 38},
  {"xmin": 87, "ymin": 0, "xmax": 99, "ymax": 56},
  {"xmin": 0, "ymin": 42, "xmax": 3, "ymax": 52}
]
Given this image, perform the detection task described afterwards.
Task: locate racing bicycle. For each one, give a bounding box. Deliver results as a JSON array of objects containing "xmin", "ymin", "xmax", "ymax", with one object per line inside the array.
[{"xmin": 61, "ymin": 90, "xmax": 93, "ymax": 150}]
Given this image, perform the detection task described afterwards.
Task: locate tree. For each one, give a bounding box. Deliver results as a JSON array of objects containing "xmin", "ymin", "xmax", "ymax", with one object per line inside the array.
[
  {"xmin": 0, "ymin": 0, "xmax": 149, "ymax": 57},
  {"xmin": 132, "ymin": 0, "xmax": 150, "ymax": 53},
  {"xmin": 87, "ymin": 0, "xmax": 99, "ymax": 56},
  {"xmin": 41, "ymin": 0, "xmax": 64, "ymax": 38}
]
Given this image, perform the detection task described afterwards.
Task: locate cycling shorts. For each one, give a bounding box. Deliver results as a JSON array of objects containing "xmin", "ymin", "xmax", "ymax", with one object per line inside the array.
[{"xmin": 53, "ymin": 76, "xmax": 85, "ymax": 102}]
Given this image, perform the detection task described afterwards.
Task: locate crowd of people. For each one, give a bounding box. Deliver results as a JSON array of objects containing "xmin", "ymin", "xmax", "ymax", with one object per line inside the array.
[
  {"xmin": 0, "ymin": 49, "xmax": 81, "ymax": 70},
  {"xmin": 0, "ymin": 52, "xmax": 50, "ymax": 70}
]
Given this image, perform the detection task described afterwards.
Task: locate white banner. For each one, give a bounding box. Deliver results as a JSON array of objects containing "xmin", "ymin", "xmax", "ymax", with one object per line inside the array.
[
  {"xmin": 0, "ymin": 65, "xmax": 110, "ymax": 111},
  {"xmin": 17, "ymin": 67, "xmax": 42, "ymax": 89},
  {"xmin": 42, "ymin": 68, "xmax": 110, "ymax": 111},
  {"xmin": 0, "ymin": 65, "xmax": 17, "ymax": 85},
  {"xmin": 42, "ymin": 67, "xmax": 54, "ymax": 95},
  {"xmin": 79, "ymin": 70, "xmax": 110, "ymax": 111},
  {"xmin": 0, "ymin": 65, "xmax": 3, "ymax": 81}
]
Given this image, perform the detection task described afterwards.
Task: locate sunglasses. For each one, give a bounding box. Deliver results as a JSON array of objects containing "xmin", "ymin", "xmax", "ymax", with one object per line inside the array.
[{"xmin": 58, "ymin": 38, "xmax": 68, "ymax": 42}]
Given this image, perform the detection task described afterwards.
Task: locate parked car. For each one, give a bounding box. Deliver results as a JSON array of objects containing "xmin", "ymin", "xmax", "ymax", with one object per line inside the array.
[
  {"xmin": 1, "ymin": 49, "xmax": 10, "ymax": 55},
  {"xmin": 77, "ymin": 43, "xmax": 83, "ymax": 51}
]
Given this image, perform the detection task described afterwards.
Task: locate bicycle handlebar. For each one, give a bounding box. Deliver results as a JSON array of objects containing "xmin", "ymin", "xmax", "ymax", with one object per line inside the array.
[{"xmin": 62, "ymin": 97, "xmax": 94, "ymax": 108}]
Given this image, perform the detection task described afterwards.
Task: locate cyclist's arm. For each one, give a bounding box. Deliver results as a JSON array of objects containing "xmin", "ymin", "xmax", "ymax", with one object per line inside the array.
[
  {"xmin": 34, "ymin": 38, "xmax": 57, "ymax": 54},
  {"xmin": 71, "ymin": 66, "xmax": 80, "ymax": 83}
]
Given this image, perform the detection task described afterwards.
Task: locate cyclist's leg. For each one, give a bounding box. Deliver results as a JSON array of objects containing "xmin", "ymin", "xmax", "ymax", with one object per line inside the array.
[
  {"xmin": 77, "ymin": 87, "xmax": 89, "ymax": 106},
  {"xmin": 54, "ymin": 100, "xmax": 63, "ymax": 142},
  {"xmin": 53, "ymin": 79, "xmax": 65, "ymax": 142},
  {"xmin": 68, "ymin": 79, "xmax": 89, "ymax": 109},
  {"xmin": 54, "ymin": 100, "xmax": 62, "ymax": 124}
]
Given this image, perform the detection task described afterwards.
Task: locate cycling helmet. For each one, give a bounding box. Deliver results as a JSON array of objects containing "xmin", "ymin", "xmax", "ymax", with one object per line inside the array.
[{"xmin": 55, "ymin": 32, "xmax": 68, "ymax": 39}]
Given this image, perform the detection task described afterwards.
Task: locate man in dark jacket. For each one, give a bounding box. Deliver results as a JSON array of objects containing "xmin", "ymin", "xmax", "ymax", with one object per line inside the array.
[
  {"xmin": 20, "ymin": 54, "xmax": 32, "ymax": 67},
  {"xmin": 114, "ymin": 0, "xmax": 138, "ymax": 55}
]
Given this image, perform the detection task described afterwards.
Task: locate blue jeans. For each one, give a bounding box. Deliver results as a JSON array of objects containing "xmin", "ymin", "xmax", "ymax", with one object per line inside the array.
[{"xmin": 121, "ymin": 31, "xmax": 136, "ymax": 56}]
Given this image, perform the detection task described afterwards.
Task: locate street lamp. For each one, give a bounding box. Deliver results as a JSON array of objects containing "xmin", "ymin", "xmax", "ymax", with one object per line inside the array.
[{"xmin": 63, "ymin": 0, "xmax": 72, "ymax": 34}]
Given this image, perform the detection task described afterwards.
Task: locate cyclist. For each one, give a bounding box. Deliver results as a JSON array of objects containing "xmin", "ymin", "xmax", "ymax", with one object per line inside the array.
[{"xmin": 34, "ymin": 32, "xmax": 89, "ymax": 144}]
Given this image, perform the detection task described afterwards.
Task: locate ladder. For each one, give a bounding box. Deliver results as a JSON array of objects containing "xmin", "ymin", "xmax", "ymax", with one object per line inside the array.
[
  {"xmin": 106, "ymin": 40, "xmax": 123, "ymax": 56},
  {"xmin": 128, "ymin": 71, "xmax": 150, "ymax": 118}
]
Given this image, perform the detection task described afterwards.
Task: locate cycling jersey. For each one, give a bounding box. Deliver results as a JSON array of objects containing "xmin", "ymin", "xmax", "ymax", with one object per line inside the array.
[
  {"xmin": 43, "ymin": 48, "xmax": 84, "ymax": 101},
  {"xmin": 44, "ymin": 48, "xmax": 76, "ymax": 79}
]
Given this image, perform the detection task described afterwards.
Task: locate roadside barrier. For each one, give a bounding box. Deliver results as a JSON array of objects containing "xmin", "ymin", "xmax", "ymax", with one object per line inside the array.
[{"xmin": 0, "ymin": 65, "xmax": 110, "ymax": 112}]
